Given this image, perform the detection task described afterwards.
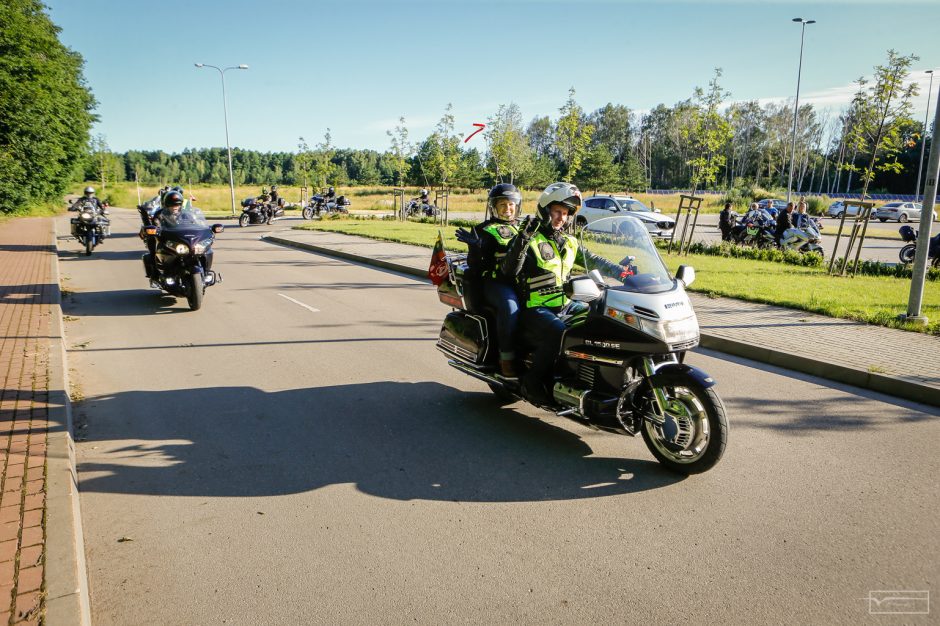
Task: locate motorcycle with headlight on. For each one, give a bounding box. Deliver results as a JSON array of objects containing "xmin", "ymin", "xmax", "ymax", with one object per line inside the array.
[
  {"xmin": 141, "ymin": 208, "xmax": 224, "ymax": 311},
  {"xmin": 436, "ymin": 216, "xmax": 729, "ymax": 474},
  {"xmin": 70, "ymin": 200, "xmax": 109, "ymax": 256}
]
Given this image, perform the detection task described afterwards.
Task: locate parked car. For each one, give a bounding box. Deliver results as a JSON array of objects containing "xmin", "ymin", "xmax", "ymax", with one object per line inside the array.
[
  {"xmin": 756, "ymin": 199, "xmax": 788, "ymax": 215},
  {"xmin": 872, "ymin": 201, "xmax": 937, "ymax": 223},
  {"xmin": 826, "ymin": 201, "xmax": 864, "ymax": 218},
  {"xmin": 578, "ymin": 195, "xmax": 676, "ymax": 238}
]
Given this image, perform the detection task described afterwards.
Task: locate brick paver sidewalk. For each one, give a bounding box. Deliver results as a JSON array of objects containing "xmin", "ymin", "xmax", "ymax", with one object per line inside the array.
[
  {"xmin": 268, "ymin": 228, "xmax": 940, "ymax": 405},
  {"xmin": 0, "ymin": 217, "xmax": 55, "ymax": 624}
]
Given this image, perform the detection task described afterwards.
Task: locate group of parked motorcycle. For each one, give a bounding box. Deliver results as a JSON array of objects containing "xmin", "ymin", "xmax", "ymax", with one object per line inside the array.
[{"xmin": 728, "ymin": 208, "xmax": 824, "ymax": 255}]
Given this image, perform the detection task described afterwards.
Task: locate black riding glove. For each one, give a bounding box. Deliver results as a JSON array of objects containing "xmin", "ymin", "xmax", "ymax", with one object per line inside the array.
[{"xmin": 455, "ymin": 228, "xmax": 482, "ymax": 248}]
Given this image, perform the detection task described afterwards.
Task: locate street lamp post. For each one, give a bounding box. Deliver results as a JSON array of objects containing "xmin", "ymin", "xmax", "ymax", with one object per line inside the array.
[
  {"xmin": 195, "ymin": 63, "xmax": 248, "ymax": 216},
  {"xmin": 914, "ymin": 70, "xmax": 935, "ymax": 203},
  {"xmin": 786, "ymin": 17, "xmax": 816, "ymax": 204}
]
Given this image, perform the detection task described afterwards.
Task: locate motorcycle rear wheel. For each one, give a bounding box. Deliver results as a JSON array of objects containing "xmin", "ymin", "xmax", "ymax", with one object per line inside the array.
[
  {"xmin": 186, "ymin": 273, "xmax": 204, "ymax": 311},
  {"xmin": 640, "ymin": 373, "xmax": 728, "ymax": 474},
  {"xmin": 899, "ymin": 244, "xmax": 916, "ymax": 264}
]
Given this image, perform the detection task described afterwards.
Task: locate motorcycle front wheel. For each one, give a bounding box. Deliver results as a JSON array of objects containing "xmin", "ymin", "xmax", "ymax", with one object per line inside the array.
[
  {"xmin": 84, "ymin": 236, "xmax": 93, "ymax": 256},
  {"xmin": 899, "ymin": 244, "xmax": 916, "ymax": 264},
  {"xmin": 302, "ymin": 207, "xmax": 314, "ymax": 220},
  {"xmin": 239, "ymin": 214, "xmax": 250, "ymax": 228},
  {"xmin": 186, "ymin": 273, "xmax": 204, "ymax": 311},
  {"xmin": 640, "ymin": 372, "xmax": 728, "ymax": 474}
]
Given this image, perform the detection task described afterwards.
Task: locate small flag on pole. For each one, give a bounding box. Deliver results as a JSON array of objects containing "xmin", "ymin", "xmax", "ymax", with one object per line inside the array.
[{"xmin": 428, "ymin": 230, "xmax": 449, "ymax": 285}]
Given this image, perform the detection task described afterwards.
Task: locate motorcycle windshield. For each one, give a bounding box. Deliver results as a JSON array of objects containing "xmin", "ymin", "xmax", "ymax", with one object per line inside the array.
[
  {"xmin": 577, "ymin": 216, "xmax": 675, "ymax": 294},
  {"xmin": 159, "ymin": 208, "xmax": 209, "ymax": 230}
]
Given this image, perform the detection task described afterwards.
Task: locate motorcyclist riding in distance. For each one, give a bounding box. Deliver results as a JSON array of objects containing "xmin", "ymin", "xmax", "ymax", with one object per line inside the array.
[
  {"xmin": 455, "ymin": 183, "xmax": 524, "ymax": 378},
  {"xmin": 501, "ymin": 182, "xmax": 631, "ymax": 405},
  {"xmin": 81, "ymin": 186, "xmax": 111, "ymax": 235}
]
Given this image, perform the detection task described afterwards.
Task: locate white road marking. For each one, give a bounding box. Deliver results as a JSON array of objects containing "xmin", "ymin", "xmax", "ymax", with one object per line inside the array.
[{"xmin": 277, "ymin": 293, "xmax": 320, "ymax": 313}]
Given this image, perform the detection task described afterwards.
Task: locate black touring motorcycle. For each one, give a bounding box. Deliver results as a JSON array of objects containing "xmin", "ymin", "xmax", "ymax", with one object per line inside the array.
[
  {"xmin": 70, "ymin": 199, "xmax": 110, "ymax": 256},
  {"xmin": 141, "ymin": 208, "xmax": 224, "ymax": 311},
  {"xmin": 436, "ymin": 216, "xmax": 729, "ymax": 474},
  {"xmin": 239, "ymin": 197, "xmax": 285, "ymax": 227}
]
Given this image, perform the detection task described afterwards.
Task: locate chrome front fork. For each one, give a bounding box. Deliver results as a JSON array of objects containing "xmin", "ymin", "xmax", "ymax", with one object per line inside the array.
[{"xmin": 641, "ymin": 357, "xmax": 668, "ymax": 426}]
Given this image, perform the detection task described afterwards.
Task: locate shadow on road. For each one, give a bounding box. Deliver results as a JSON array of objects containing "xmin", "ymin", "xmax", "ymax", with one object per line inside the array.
[{"xmin": 76, "ymin": 382, "xmax": 682, "ymax": 502}]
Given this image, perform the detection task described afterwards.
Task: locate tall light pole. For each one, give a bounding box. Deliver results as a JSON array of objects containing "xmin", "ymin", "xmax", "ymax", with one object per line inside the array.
[
  {"xmin": 786, "ymin": 17, "xmax": 815, "ymax": 204},
  {"xmin": 195, "ymin": 63, "xmax": 248, "ymax": 216},
  {"xmin": 914, "ymin": 70, "xmax": 935, "ymax": 203}
]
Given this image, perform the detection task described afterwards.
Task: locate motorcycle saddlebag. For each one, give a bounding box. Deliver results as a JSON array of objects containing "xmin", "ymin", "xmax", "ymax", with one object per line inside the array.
[{"xmin": 437, "ymin": 311, "xmax": 490, "ymax": 365}]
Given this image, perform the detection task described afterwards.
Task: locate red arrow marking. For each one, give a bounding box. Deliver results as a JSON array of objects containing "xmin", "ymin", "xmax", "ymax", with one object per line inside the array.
[{"xmin": 464, "ymin": 123, "xmax": 485, "ymax": 143}]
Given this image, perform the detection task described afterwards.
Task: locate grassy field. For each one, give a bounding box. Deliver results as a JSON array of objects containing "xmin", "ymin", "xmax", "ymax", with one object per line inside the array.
[{"xmin": 294, "ymin": 218, "xmax": 940, "ymax": 335}]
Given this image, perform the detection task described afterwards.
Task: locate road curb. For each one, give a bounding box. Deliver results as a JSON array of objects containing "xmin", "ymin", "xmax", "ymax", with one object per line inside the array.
[
  {"xmin": 264, "ymin": 232, "xmax": 940, "ymax": 410},
  {"xmin": 264, "ymin": 234, "xmax": 428, "ymax": 279},
  {"xmin": 44, "ymin": 218, "xmax": 92, "ymax": 626}
]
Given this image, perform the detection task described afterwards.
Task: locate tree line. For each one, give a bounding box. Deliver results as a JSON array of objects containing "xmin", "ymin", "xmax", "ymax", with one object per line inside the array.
[{"xmin": 91, "ymin": 49, "xmax": 928, "ymax": 201}]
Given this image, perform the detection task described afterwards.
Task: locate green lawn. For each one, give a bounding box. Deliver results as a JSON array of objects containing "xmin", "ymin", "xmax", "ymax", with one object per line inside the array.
[{"xmin": 295, "ymin": 219, "xmax": 940, "ymax": 335}]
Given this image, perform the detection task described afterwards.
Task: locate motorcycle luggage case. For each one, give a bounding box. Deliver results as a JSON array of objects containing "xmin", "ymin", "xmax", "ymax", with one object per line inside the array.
[{"xmin": 437, "ymin": 311, "xmax": 489, "ymax": 365}]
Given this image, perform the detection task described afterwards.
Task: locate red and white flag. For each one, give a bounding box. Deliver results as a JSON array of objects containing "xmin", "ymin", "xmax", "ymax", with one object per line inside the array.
[{"xmin": 428, "ymin": 230, "xmax": 449, "ymax": 286}]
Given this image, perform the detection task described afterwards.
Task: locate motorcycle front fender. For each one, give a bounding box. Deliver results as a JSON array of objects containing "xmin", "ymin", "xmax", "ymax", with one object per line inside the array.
[{"xmin": 646, "ymin": 363, "xmax": 716, "ymax": 389}]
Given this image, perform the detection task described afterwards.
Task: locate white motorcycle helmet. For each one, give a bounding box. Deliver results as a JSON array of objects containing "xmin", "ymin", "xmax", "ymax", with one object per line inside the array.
[
  {"xmin": 84, "ymin": 186, "xmax": 95, "ymax": 197},
  {"xmin": 536, "ymin": 182, "xmax": 582, "ymax": 222}
]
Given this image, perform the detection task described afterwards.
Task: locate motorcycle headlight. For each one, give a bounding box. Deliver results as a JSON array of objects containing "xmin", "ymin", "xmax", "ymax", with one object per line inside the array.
[
  {"xmin": 80, "ymin": 211, "xmax": 93, "ymax": 221},
  {"xmin": 647, "ymin": 315, "xmax": 699, "ymax": 344},
  {"xmin": 605, "ymin": 307, "xmax": 699, "ymax": 344},
  {"xmin": 193, "ymin": 240, "xmax": 212, "ymax": 254},
  {"xmin": 166, "ymin": 242, "xmax": 190, "ymax": 255}
]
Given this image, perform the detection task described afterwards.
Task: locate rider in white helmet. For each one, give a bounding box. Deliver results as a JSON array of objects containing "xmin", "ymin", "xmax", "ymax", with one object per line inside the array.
[{"xmin": 501, "ymin": 182, "xmax": 629, "ymax": 405}]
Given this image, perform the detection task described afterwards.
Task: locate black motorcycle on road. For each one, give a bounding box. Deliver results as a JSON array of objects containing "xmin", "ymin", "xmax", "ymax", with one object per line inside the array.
[
  {"xmin": 70, "ymin": 200, "xmax": 110, "ymax": 256},
  {"xmin": 142, "ymin": 208, "xmax": 224, "ymax": 311},
  {"xmin": 406, "ymin": 199, "xmax": 438, "ymax": 218},
  {"xmin": 302, "ymin": 195, "xmax": 351, "ymax": 219},
  {"xmin": 899, "ymin": 225, "xmax": 940, "ymax": 266},
  {"xmin": 437, "ymin": 216, "xmax": 728, "ymax": 475},
  {"xmin": 239, "ymin": 197, "xmax": 285, "ymax": 227}
]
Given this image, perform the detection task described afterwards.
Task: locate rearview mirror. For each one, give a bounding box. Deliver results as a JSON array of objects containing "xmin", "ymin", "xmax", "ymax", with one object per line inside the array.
[
  {"xmin": 676, "ymin": 265, "xmax": 695, "ymax": 287},
  {"xmin": 565, "ymin": 275, "xmax": 602, "ymax": 302},
  {"xmin": 212, "ymin": 224, "xmax": 224, "ymax": 234}
]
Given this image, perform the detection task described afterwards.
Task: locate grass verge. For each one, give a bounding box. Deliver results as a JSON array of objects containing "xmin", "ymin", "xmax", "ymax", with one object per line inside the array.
[{"xmin": 294, "ymin": 218, "xmax": 940, "ymax": 335}]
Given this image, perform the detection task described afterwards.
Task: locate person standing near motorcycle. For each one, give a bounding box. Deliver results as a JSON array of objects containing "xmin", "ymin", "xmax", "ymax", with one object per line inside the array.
[
  {"xmin": 775, "ymin": 202, "xmax": 795, "ymax": 246},
  {"xmin": 455, "ymin": 183, "xmax": 524, "ymax": 379},
  {"xmin": 718, "ymin": 201, "xmax": 736, "ymax": 242},
  {"xmin": 501, "ymin": 182, "xmax": 630, "ymax": 405},
  {"xmin": 792, "ymin": 200, "xmax": 810, "ymax": 229}
]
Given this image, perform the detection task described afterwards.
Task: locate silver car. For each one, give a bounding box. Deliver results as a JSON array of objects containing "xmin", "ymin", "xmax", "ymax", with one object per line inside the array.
[
  {"xmin": 872, "ymin": 201, "xmax": 937, "ymax": 223},
  {"xmin": 579, "ymin": 195, "xmax": 676, "ymax": 238},
  {"xmin": 826, "ymin": 201, "xmax": 864, "ymax": 218}
]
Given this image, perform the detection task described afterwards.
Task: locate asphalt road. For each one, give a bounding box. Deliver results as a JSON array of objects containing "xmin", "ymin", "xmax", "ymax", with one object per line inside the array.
[{"xmin": 58, "ymin": 209, "xmax": 938, "ymax": 625}]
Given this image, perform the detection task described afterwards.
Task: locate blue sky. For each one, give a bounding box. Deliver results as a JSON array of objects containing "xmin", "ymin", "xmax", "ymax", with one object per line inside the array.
[{"xmin": 46, "ymin": 0, "xmax": 940, "ymax": 153}]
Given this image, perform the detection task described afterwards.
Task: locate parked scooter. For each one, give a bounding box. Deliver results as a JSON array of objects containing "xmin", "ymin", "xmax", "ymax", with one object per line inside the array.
[
  {"xmin": 239, "ymin": 198, "xmax": 285, "ymax": 227},
  {"xmin": 899, "ymin": 225, "xmax": 940, "ymax": 266},
  {"xmin": 141, "ymin": 208, "xmax": 224, "ymax": 310},
  {"xmin": 436, "ymin": 216, "xmax": 729, "ymax": 475},
  {"xmin": 70, "ymin": 199, "xmax": 110, "ymax": 256}
]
